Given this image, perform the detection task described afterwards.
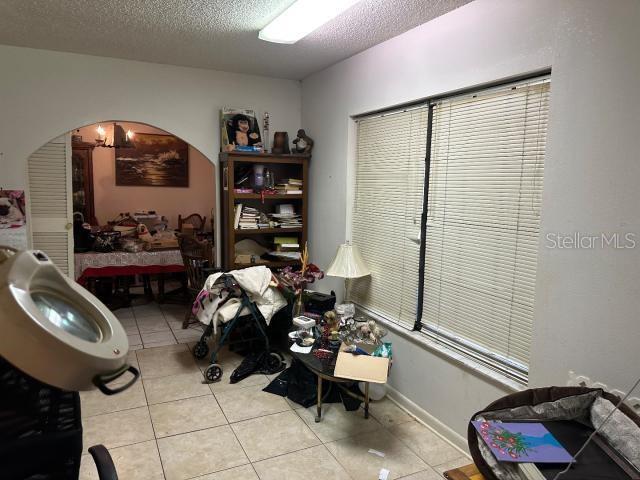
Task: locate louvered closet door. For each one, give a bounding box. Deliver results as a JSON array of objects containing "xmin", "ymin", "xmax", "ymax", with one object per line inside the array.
[
  {"xmin": 350, "ymin": 107, "xmax": 428, "ymax": 328},
  {"xmin": 27, "ymin": 134, "xmax": 74, "ymax": 275},
  {"xmin": 423, "ymin": 77, "xmax": 550, "ymax": 372}
]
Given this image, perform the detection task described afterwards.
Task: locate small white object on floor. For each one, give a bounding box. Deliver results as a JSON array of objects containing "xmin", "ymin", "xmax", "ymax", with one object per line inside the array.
[
  {"xmin": 378, "ymin": 468, "xmax": 390, "ymax": 480},
  {"xmin": 290, "ymin": 343, "xmax": 312, "ymax": 354},
  {"xmin": 368, "ymin": 448, "xmax": 385, "ymax": 457},
  {"xmin": 359, "ymin": 381, "xmax": 387, "ymax": 400}
]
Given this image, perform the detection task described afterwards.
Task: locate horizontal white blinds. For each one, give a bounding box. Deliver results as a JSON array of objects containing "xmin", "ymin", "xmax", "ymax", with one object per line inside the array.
[
  {"xmin": 423, "ymin": 78, "xmax": 550, "ymax": 370},
  {"xmin": 350, "ymin": 107, "xmax": 428, "ymax": 327}
]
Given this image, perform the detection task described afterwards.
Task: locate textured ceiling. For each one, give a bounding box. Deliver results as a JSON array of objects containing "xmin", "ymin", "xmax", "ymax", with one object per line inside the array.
[{"xmin": 0, "ymin": 0, "xmax": 470, "ymax": 79}]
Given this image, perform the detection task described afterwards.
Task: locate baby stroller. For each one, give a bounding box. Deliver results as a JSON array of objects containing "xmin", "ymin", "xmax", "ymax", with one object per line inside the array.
[{"xmin": 192, "ymin": 273, "xmax": 286, "ymax": 383}]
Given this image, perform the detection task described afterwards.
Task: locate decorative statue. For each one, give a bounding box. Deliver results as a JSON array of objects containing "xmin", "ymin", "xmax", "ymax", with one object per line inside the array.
[{"xmin": 293, "ymin": 129, "xmax": 314, "ymax": 154}]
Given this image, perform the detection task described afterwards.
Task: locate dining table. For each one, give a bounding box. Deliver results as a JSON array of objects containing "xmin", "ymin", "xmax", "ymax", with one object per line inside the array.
[{"xmin": 74, "ymin": 249, "xmax": 185, "ymax": 302}]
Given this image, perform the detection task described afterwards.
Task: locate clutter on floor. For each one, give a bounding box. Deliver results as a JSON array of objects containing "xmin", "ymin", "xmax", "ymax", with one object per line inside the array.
[{"xmin": 264, "ymin": 299, "xmax": 392, "ymax": 421}]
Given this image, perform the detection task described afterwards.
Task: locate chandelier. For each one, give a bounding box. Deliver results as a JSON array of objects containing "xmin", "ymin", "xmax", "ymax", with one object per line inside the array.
[{"xmin": 95, "ymin": 122, "xmax": 134, "ymax": 148}]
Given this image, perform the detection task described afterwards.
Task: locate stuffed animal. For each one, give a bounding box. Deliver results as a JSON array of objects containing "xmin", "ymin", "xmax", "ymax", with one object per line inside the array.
[
  {"xmin": 292, "ymin": 129, "xmax": 314, "ymax": 154},
  {"xmin": 358, "ymin": 319, "xmax": 387, "ymax": 344}
]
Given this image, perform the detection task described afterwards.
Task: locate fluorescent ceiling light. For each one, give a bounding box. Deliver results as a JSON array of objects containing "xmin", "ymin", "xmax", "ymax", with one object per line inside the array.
[{"xmin": 259, "ymin": 0, "xmax": 362, "ymax": 44}]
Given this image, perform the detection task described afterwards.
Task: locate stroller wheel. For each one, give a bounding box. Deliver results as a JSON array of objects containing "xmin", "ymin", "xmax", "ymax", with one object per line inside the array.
[
  {"xmin": 204, "ymin": 364, "xmax": 223, "ymax": 383},
  {"xmin": 193, "ymin": 341, "xmax": 209, "ymax": 360},
  {"xmin": 265, "ymin": 351, "xmax": 285, "ymax": 374}
]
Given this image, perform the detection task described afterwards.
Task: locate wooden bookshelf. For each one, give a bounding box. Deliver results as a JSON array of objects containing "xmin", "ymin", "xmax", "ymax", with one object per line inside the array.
[{"xmin": 220, "ymin": 152, "xmax": 309, "ymax": 270}]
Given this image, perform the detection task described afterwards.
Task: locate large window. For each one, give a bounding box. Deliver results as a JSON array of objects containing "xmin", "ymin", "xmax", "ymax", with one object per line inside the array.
[
  {"xmin": 351, "ymin": 76, "xmax": 550, "ymax": 381},
  {"xmin": 351, "ymin": 107, "xmax": 428, "ymax": 328}
]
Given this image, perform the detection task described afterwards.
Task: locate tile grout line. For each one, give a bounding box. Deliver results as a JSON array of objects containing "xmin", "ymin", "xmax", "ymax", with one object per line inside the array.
[
  {"xmin": 160, "ymin": 307, "xmax": 181, "ymax": 346},
  {"xmin": 124, "ymin": 306, "xmax": 143, "ymax": 349},
  {"xmin": 79, "ymin": 437, "xmax": 161, "ymax": 459},
  {"xmin": 136, "ymin": 346, "xmax": 169, "ymax": 480},
  {"xmin": 204, "ymin": 376, "xmax": 255, "ymax": 477},
  {"xmin": 200, "ymin": 366, "xmax": 315, "ymax": 477}
]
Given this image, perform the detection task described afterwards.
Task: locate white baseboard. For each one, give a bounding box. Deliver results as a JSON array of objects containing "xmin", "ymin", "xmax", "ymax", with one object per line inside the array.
[{"xmin": 386, "ymin": 385, "xmax": 471, "ymax": 457}]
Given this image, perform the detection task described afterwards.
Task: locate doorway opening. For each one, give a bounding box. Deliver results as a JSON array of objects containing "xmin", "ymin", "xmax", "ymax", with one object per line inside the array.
[{"xmin": 26, "ymin": 121, "xmax": 216, "ymax": 347}]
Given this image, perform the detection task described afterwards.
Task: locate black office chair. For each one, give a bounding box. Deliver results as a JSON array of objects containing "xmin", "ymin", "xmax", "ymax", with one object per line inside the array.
[{"xmin": 0, "ymin": 358, "xmax": 119, "ymax": 479}]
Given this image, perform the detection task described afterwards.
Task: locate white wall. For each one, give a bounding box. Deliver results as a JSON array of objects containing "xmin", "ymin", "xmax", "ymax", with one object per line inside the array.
[
  {"xmin": 303, "ymin": 0, "xmax": 640, "ymax": 438},
  {"xmin": 0, "ymin": 45, "xmax": 301, "ymax": 254}
]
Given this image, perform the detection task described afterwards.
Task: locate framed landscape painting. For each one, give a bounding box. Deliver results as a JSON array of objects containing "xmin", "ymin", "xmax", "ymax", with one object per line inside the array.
[{"xmin": 115, "ymin": 133, "xmax": 189, "ymax": 187}]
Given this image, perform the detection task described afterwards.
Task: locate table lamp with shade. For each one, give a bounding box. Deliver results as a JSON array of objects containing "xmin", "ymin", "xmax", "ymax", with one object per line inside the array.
[{"xmin": 326, "ymin": 243, "xmax": 370, "ymax": 301}]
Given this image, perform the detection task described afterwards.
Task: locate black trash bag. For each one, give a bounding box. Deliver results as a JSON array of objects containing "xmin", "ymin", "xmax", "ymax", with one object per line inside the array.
[
  {"xmin": 230, "ymin": 351, "xmax": 263, "ymax": 384},
  {"xmin": 230, "ymin": 350, "xmax": 286, "ymax": 384},
  {"xmin": 263, "ymin": 358, "xmax": 363, "ymax": 411},
  {"xmin": 263, "ymin": 358, "xmax": 317, "ymax": 407},
  {"xmin": 262, "ymin": 367, "xmax": 291, "ymax": 397},
  {"xmin": 338, "ymin": 383, "xmax": 363, "ymax": 411}
]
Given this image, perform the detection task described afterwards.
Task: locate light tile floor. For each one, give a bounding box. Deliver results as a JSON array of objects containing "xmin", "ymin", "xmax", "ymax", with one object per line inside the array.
[{"xmin": 80, "ymin": 303, "xmax": 470, "ymax": 480}]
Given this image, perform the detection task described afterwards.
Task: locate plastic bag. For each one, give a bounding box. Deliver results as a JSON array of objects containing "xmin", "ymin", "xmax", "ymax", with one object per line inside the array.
[{"xmin": 372, "ymin": 342, "xmax": 392, "ymax": 359}]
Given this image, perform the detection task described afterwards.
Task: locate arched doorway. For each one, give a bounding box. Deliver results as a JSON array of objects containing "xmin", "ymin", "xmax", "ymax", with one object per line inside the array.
[{"xmin": 26, "ymin": 120, "xmax": 216, "ymax": 278}]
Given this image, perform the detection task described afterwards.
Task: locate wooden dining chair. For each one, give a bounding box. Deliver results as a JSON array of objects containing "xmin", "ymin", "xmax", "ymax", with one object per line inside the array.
[
  {"xmin": 178, "ymin": 235, "xmax": 218, "ymax": 328},
  {"xmin": 178, "ymin": 213, "xmax": 206, "ymax": 233}
]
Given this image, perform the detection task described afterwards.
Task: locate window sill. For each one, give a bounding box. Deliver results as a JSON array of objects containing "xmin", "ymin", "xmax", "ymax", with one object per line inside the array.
[{"xmin": 357, "ymin": 308, "xmax": 526, "ymax": 393}]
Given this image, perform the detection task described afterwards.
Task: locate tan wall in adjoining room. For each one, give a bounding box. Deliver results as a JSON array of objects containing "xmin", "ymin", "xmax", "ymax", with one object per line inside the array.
[{"xmin": 76, "ymin": 122, "xmax": 215, "ymax": 230}]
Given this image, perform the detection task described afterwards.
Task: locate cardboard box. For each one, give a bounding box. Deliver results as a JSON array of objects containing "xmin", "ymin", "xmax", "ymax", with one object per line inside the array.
[
  {"xmin": 147, "ymin": 238, "xmax": 179, "ymax": 250},
  {"xmin": 334, "ymin": 343, "xmax": 390, "ymax": 384},
  {"xmin": 235, "ymin": 254, "xmax": 266, "ymax": 265}
]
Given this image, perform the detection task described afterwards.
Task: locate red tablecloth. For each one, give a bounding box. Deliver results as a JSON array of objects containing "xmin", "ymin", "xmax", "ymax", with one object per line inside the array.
[{"xmin": 75, "ymin": 250, "xmax": 184, "ymax": 283}]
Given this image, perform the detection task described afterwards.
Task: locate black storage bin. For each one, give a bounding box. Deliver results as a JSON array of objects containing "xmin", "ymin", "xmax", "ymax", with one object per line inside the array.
[
  {"xmin": 0, "ymin": 357, "xmax": 83, "ymax": 480},
  {"xmin": 468, "ymin": 386, "xmax": 640, "ymax": 480}
]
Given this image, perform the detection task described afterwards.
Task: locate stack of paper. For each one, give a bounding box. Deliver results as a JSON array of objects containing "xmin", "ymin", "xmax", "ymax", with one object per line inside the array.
[
  {"xmin": 268, "ymin": 205, "xmax": 302, "ymax": 229},
  {"xmin": 275, "ymin": 178, "xmax": 303, "ymax": 195},
  {"xmin": 269, "ymin": 236, "xmax": 300, "ymax": 259},
  {"xmin": 235, "ymin": 204, "xmax": 261, "ymax": 229},
  {"xmin": 269, "ymin": 213, "xmax": 302, "ymax": 229}
]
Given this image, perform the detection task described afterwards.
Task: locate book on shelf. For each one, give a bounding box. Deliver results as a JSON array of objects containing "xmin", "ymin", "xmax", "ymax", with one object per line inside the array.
[
  {"xmin": 268, "ymin": 205, "xmax": 302, "ymax": 228},
  {"xmin": 276, "ymin": 243, "xmax": 299, "ymax": 251},
  {"xmin": 267, "ymin": 250, "xmax": 301, "ymax": 261},
  {"xmin": 275, "ymin": 179, "xmax": 303, "ymax": 195},
  {"xmin": 275, "ymin": 188, "xmax": 303, "ymax": 195},
  {"xmin": 235, "ymin": 204, "xmax": 265, "ymax": 229},
  {"xmin": 274, "ymin": 236, "xmax": 298, "ymax": 245},
  {"xmin": 234, "ymin": 204, "xmax": 302, "ymax": 231},
  {"xmin": 233, "ymin": 204, "xmax": 242, "ymax": 229},
  {"xmin": 276, "ymin": 183, "xmax": 301, "ymax": 190},
  {"xmin": 270, "ymin": 233, "xmax": 301, "ymax": 260}
]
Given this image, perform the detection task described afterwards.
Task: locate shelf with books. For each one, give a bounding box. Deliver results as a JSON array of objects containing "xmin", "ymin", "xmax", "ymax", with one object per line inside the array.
[
  {"xmin": 220, "ymin": 152, "xmax": 309, "ymax": 270},
  {"xmin": 234, "ymin": 228, "xmax": 303, "ymax": 235},
  {"xmin": 233, "ymin": 193, "xmax": 303, "ymax": 200},
  {"xmin": 234, "ymin": 259, "xmax": 301, "ymax": 269}
]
